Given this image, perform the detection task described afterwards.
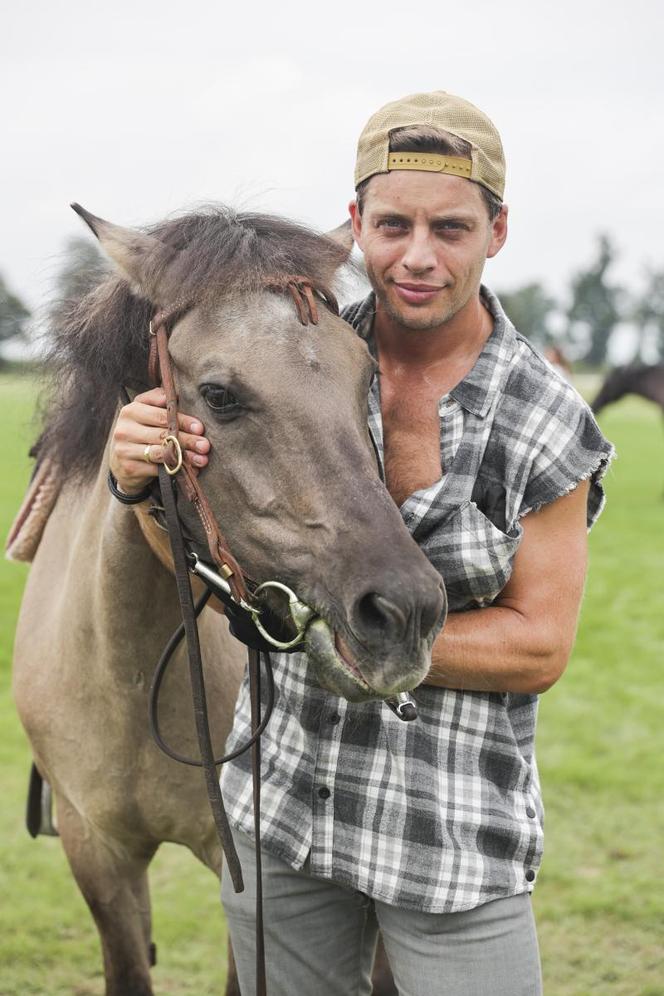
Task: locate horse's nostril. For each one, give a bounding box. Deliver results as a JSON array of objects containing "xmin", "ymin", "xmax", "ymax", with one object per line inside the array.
[
  {"xmin": 356, "ymin": 593, "xmax": 408, "ymax": 643},
  {"xmin": 422, "ymin": 585, "xmax": 447, "ymax": 635}
]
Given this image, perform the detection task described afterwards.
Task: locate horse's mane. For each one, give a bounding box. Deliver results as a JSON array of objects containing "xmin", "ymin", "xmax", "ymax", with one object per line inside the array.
[{"xmin": 35, "ymin": 206, "xmax": 349, "ymax": 479}]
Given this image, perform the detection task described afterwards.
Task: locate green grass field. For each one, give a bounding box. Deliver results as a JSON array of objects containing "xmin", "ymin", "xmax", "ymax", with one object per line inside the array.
[{"xmin": 1, "ymin": 372, "xmax": 663, "ymax": 995}]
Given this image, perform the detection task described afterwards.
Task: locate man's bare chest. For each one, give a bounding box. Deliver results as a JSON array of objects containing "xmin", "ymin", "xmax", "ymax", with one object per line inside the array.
[{"xmin": 380, "ymin": 376, "xmax": 444, "ymax": 508}]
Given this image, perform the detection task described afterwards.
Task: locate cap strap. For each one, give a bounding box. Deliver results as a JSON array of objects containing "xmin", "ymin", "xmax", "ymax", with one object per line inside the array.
[{"xmin": 387, "ymin": 152, "xmax": 472, "ymax": 178}]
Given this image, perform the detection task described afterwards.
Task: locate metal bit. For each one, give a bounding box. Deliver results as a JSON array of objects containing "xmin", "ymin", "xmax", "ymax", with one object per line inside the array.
[{"xmin": 385, "ymin": 692, "xmax": 418, "ymax": 722}]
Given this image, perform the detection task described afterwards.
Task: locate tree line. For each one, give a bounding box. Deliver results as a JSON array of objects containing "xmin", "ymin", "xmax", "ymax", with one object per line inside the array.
[
  {"xmin": 1, "ymin": 234, "xmax": 663, "ymax": 367},
  {"xmin": 497, "ymin": 235, "xmax": 663, "ymax": 365}
]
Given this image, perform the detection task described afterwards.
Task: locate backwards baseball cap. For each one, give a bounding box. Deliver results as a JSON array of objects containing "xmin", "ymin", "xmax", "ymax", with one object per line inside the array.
[{"xmin": 354, "ymin": 91, "xmax": 505, "ymax": 200}]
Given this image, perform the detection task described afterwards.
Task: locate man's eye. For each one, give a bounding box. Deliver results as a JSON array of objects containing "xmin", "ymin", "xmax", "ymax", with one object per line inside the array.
[
  {"xmin": 377, "ymin": 218, "xmax": 406, "ymax": 231},
  {"xmin": 200, "ymin": 384, "xmax": 243, "ymax": 417}
]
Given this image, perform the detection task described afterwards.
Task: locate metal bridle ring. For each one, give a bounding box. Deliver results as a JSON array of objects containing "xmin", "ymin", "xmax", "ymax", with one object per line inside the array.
[
  {"xmin": 162, "ymin": 434, "xmax": 183, "ymax": 476},
  {"xmin": 251, "ymin": 580, "xmax": 316, "ymax": 650}
]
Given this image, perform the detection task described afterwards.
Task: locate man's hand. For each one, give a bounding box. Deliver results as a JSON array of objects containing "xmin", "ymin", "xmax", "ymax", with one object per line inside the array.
[
  {"xmin": 110, "ymin": 388, "xmax": 211, "ymax": 495},
  {"xmin": 426, "ymin": 480, "xmax": 590, "ymax": 695}
]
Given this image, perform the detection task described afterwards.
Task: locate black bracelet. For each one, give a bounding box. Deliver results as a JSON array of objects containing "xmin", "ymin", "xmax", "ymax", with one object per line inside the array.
[{"xmin": 107, "ymin": 470, "xmax": 154, "ymax": 505}]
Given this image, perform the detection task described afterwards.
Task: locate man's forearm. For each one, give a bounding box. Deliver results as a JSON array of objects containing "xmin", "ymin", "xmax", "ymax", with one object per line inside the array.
[
  {"xmin": 425, "ymin": 604, "xmax": 573, "ymax": 695},
  {"xmin": 424, "ymin": 483, "xmax": 590, "ymax": 696}
]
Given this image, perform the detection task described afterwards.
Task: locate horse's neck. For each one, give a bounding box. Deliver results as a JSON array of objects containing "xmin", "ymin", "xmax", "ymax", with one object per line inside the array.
[
  {"xmin": 636, "ymin": 368, "xmax": 664, "ymax": 406},
  {"xmin": 68, "ymin": 460, "xmax": 186, "ymax": 671}
]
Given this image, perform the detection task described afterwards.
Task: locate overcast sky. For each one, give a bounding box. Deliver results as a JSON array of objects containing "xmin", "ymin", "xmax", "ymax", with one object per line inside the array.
[{"xmin": 2, "ymin": 0, "xmax": 662, "ymax": 326}]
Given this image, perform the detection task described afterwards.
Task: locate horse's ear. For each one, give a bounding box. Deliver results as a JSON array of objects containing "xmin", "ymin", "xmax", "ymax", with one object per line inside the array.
[
  {"xmin": 325, "ymin": 219, "xmax": 354, "ymax": 257},
  {"xmin": 70, "ymin": 203, "xmax": 174, "ymax": 301}
]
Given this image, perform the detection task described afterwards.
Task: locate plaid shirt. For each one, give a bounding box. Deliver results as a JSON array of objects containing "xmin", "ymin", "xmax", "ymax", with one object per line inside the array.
[{"xmin": 222, "ymin": 287, "xmax": 613, "ymax": 913}]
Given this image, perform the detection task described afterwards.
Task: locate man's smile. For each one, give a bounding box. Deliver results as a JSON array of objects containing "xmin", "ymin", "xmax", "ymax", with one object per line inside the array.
[{"xmin": 392, "ymin": 281, "xmax": 446, "ymax": 305}]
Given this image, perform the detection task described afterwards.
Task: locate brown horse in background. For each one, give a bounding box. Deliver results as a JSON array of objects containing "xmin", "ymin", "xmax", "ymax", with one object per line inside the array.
[
  {"xmin": 591, "ymin": 363, "xmax": 664, "ymax": 415},
  {"xmin": 11, "ymin": 205, "xmax": 445, "ymax": 996}
]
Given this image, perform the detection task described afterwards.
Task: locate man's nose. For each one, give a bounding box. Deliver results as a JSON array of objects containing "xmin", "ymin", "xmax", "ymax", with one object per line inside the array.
[{"xmin": 401, "ymin": 229, "xmax": 437, "ymax": 273}]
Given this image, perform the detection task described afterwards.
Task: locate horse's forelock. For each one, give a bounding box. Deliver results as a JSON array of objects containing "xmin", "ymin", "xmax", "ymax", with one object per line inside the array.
[{"xmin": 149, "ymin": 209, "xmax": 348, "ymax": 309}]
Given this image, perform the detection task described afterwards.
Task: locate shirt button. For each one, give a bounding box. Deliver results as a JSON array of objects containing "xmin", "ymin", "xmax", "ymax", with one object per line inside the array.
[
  {"xmin": 525, "ymin": 869, "xmax": 536, "ymax": 882},
  {"xmin": 526, "ymin": 806, "xmax": 536, "ymax": 819},
  {"xmin": 318, "ymin": 787, "xmax": 331, "ymax": 800},
  {"xmin": 328, "ymin": 713, "xmax": 341, "ymax": 725}
]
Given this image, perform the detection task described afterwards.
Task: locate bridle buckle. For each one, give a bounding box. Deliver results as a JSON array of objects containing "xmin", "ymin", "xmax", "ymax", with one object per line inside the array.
[{"xmin": 161, "ymin": 434, "xmax": 183, "ymax": 476}]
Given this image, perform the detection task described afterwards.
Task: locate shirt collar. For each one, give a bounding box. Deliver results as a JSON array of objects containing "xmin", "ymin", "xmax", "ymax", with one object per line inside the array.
[{"xmin": 349, "ymin": 286, "xmax": 517, "ymax": 419}]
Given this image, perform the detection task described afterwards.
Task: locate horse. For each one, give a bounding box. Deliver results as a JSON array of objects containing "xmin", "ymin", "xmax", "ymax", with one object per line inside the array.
[
  {"xmin": 591, "ymin": 363, "xmax": 664, "ymax": 415},
  {"xmin": 11, "ymin": 204, "xmax": 446, "ymax": 996}
]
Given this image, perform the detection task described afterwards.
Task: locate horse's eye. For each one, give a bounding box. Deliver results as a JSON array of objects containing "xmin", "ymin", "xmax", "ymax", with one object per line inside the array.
[{"xmin": 200, "ymin": 384, "xmax": 244, "ymax": 418}]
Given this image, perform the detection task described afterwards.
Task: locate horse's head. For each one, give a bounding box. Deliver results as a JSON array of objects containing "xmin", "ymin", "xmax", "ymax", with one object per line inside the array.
[
  {"xmin": 591, "ymin": 366, "xmax": 629, "ymax": 414},
  {"xmin": 591, "ymin": 363, "xmax": 664, "ymax": 415},
  {"xmin": 73, "ymin": 204, "xmax": 447, "ymax": 702}
]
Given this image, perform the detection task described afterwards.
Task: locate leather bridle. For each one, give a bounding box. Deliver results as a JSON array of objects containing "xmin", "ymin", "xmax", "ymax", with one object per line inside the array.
[
  {"xmin": 144, "ymin": 277, "xmax": 416, "ymax": 994},
  {"xmin": 146, "ymin": 277, "xmax": 336, "ymax": 996}
]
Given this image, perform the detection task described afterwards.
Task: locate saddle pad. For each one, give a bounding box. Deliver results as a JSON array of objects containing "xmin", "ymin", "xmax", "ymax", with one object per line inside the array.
[{"xmin": 5, "ymin": 459, "xmax": 62, "ymax": 563}]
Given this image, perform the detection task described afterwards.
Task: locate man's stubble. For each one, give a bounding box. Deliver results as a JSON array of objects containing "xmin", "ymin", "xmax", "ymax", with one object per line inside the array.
[{"xmin": 365, "ymin": 259, "xmax": 474, "ymax": 335}]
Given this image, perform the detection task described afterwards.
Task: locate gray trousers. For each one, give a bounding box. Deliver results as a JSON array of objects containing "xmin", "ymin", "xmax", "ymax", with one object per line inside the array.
[{"xmin": 221, "ymin": 829, "xmax": 543, "ymax": 996}]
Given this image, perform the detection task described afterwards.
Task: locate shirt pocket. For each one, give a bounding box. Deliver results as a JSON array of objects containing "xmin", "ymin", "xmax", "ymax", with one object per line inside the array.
[{"xmin": 417, "ymin": 499, "xmax": 522, "ymax": 610}]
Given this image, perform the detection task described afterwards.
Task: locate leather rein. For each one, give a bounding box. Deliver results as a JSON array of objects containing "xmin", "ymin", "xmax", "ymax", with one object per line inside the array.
[
  {"xmin": 145, "ymin": 277, "xmax": 335, "ymax": 996},
  {"xmin": 143, "ymin": 277, "xmax": 416, "ymax": 993}
]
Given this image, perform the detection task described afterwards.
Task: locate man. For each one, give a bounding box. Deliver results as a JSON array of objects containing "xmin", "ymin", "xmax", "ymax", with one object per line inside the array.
[{"xmin": 111, "ymin": 92, "xmax": 612, "ymax": 994}]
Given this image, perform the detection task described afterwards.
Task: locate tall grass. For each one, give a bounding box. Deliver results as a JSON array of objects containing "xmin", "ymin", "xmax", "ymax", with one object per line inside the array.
[{"xmin": 534, "ymin": 396, "xmax": 664, "ymax": 995}]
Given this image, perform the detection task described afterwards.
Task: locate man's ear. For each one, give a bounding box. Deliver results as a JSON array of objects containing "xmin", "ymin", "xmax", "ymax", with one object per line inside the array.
[
  {"xmin": 487, "ymin": 204, "xmax": 508, "ymax": 260},
  {"xmin": 348, "ymin": 200, "xmax": 364, "ymax": 251},
  {"xmin": 70, "ymin": 203, "xmax": 175, "ymax": 301}
]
